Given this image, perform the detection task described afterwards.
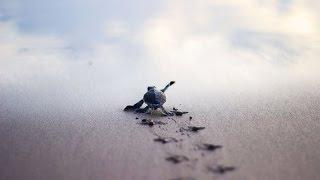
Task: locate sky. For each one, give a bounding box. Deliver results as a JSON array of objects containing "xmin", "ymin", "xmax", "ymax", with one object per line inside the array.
[{"xmin": 0, "ymin": 0, "xmax": 320, "ymax": 99}]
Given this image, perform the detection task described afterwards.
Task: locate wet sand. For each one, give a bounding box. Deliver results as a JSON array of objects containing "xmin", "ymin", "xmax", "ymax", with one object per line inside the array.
[{"xmin": 1, "ymin": 80, "xmax": 320, "ymax": 180}]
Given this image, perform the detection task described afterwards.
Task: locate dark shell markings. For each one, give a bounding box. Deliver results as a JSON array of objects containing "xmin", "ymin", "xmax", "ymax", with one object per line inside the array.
[{"xmin": 124, "ymin": 81, "xmax": 176, "ymax": 116}]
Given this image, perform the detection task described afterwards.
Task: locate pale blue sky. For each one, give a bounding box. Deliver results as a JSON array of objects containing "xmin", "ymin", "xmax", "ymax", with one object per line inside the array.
[{"xmin": 0, "ymin": 0, "xmax": 319, "ymax": 94}]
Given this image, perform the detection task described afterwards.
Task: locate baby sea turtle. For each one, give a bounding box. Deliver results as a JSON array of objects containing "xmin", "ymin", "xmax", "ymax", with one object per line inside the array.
[{"xmin": 124, "ymin": 81, "xmax": 175, "ymax": 116}]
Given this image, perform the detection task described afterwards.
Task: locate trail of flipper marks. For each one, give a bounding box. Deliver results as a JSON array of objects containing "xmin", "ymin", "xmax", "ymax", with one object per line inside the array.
[{"xmin": 132, "ymin": 107, "xmax": 236, "ymax": 180}]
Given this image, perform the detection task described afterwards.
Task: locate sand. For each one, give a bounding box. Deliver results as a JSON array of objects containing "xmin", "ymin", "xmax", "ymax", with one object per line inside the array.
[
  {"xmin": 1, "ymin": 1, "xmax": 320, "ymax": 179},
  {"xmin": 1, "ymin": 79, "xmax": 320, "ymax": 180}
]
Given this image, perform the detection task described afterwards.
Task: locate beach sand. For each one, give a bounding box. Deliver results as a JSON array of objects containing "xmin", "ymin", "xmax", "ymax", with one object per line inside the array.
[
  {"xmin": 1, "ymin": 1, "xmax": 320, "ymax": 179},
  {"xmin": 1, "ymin": 79, "xmax": 320, "ymax": 180}
]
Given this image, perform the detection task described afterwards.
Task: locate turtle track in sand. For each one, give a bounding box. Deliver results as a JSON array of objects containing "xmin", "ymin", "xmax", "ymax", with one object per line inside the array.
[{"xmin": 132, "ymin": 107, "xmax": 236, "ymax": 180}]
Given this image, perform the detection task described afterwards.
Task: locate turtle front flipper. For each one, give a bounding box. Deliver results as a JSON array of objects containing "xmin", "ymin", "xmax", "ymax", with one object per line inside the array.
[
  {"xmin": 124, "ymin": 99, "xmax": 144, "ymax": 111},
  {"xmin": 161, "ymin": 81, "xmax": 175, "ymax": 93}
]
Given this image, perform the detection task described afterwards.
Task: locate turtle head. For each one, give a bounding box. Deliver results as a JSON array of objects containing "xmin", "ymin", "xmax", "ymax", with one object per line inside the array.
[{"xmin": 147, "ymin": 86, "xmax": 156, "ymax": 91}]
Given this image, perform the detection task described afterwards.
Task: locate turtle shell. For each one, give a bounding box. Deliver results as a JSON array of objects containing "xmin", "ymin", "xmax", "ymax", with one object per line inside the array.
[{"xmin": 143, "ymin": 89, "xmax": 166, "ymax": 107}]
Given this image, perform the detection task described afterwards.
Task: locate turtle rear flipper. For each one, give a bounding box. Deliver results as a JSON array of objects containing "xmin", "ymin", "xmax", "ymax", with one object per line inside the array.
[
  {"xmin": 160, "ymin": 106, "xmax": 174, "ymax": 116},
  {"xmin": 135, "ymin": 106, "xmax": 150, "ymax": 113}
]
